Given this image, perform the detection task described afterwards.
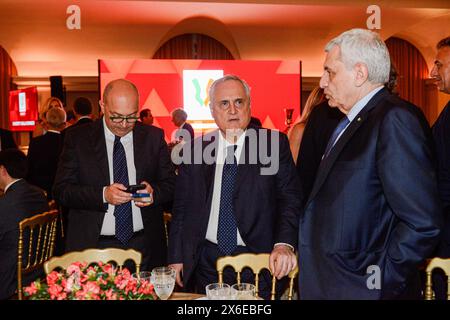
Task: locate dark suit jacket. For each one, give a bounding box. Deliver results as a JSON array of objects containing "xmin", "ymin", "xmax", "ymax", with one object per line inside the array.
[
  {"xmin": 168, "ymin": 126, "xmax": 301, "ymax": 287},
  {"xmin": 299, "ymin": 88, "xmax": 443, "ymax": 299},
  {"xmin": 53, "ymin": 120, "xmax": 175, "ymax": 268},
  {"xmin": 432, "ymin": 100, "xmax": 450, "ymax": 256},
  {"xmin": 0, "ymin": 128, "xmax": 17, "ymax": 150},
  {"xmin": 176, "ymin": 122, "xmax": 195, "ymax": 141},
  {"xmin": 0, "ymin": 179, "xmax": 49, "ymax": 300},
  {"xmin": 296, "ymin": 101, "xmax": 344, "ymax": 205},
  {"xmin": 27, "ymin": 131, "xmax": 63, "ymax": 200}
]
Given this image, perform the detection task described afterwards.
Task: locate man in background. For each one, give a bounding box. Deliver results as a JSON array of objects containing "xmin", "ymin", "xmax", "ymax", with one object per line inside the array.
[
  {"xmin": 139, "ymin": 108, "xmax": 154, "ymax": 126},
  {"xmin": 0, "ymin": 149, "xmax": 48, "ymax": 299},
  {"xmin": 27, "ymin": 107, "xmax": 66, "ymax": 200},
  {"xmin": 71, "ymin": 97, "xmax": 93, "ymax": 128},
  {"xmin": 171, "ymin": 108, "xmax": 194, "ymax": 142},
  {"xmin": 430, "ymin": 36, "xmax": 450, "ymax": 299}
]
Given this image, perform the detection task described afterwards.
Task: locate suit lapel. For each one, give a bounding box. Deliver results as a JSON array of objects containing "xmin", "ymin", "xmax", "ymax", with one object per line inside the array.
[
  {"xmin": 89, "ymin": 119, "xmax": 110, "ymax": 185},
  {"xmin": 234, "ymin": 133, "xmax": 253, "ymax": 196},
  {"xmin": 133, "ymin": 123, "xmax": 146, "ymax": 183},
  {"xmin": 306, "ymin": 88, "xmax": 389, "ymax": 206},
  {"xmin": 199, "ymin": 131, "xmax": 218, "ymax": 208}
]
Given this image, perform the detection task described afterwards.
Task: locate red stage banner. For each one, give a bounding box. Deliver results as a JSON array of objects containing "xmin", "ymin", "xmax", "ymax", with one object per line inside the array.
[{"xmin": 99, "ymin": 59, "xmax": 301, "ymax": 141}]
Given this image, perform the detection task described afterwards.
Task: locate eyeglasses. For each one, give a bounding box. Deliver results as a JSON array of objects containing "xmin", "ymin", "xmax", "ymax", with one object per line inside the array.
[{"xmin": 109, "ymin": 115, "xmax": 139, "ymax": 123}]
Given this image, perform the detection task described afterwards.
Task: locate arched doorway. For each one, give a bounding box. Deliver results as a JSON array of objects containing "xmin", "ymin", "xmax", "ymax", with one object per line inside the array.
[
  {"xmin": 385, "ymin": 37, "xmax": 431, "ymax": 120},
  {"xmin": 153, "ymin": 33, "xmax": 234, "ymax": 60}
]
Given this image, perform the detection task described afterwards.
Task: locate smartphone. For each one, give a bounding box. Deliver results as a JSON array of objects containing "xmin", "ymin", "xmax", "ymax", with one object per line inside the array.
[
  {"xmin": 125, "ymin": 184, "xmax": 146, "ymax": 194},
  {"xmin": 132, "ymin": 193, "xmax": 153, "ymax": 203}
]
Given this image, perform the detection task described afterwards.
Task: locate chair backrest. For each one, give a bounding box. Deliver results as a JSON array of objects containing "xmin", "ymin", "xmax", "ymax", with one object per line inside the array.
[
  {"xmin": 424, "ymin": 257, "xmax": 450, "ymax": 300},
  {"xmin": 43, "ymin": 248, "xmax": 142, "ymax": 274},
  {"xmin": 17, "ymin": 209, "xmax": 59, "ymax": 300},
  {"xmin": 216, "ymin": 253, "xmax": 299, "ymax": 300}
]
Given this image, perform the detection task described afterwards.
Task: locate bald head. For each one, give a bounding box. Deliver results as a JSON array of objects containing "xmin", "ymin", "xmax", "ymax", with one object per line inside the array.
[
  {"xmin": 103, "ymin": 79, "xmax": 139, "ymax": 104},
  {"xmin": 101, "ymin": 79, "xmax": 140, "ymax": 137}
]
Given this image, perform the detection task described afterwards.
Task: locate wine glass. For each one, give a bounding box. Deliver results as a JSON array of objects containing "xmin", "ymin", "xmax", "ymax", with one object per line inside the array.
[{"xmin": 151, "ymin": 267, "xmax": 176, "ymax": 300}]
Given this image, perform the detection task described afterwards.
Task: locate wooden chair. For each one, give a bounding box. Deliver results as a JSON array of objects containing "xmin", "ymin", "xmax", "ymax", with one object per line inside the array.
[
  {"xmin": 424, "ymin": 257, "xmax": 450, "ymax": 300},
  {"xmin": 17, "ymin": 209, "xmax": 59, "ymax": 300},
  {"xmin": 43, "ymin": 248, "xmax": 142, "ymax": 274},
  {"xmin": 216, "ymin": 253, "xmax": 299, "ymax": 300}
]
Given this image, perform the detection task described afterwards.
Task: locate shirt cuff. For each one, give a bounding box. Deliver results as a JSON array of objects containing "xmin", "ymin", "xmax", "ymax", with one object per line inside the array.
[
  {"xmin": 103, "ymin": 186, "xmax": 107, "ymax": 203},
  {"xmin": 274, "ymin": 242, "xmax": 294, "ymax": 252}
]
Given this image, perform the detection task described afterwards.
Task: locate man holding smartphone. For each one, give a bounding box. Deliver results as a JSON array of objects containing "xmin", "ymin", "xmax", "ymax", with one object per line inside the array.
[{"xmin": 54, "ymin": 79, "xmax": 175, "ymax": 271}]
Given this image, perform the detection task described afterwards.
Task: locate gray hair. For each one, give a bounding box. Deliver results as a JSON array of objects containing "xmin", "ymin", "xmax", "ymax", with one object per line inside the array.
[
  {"xmin": 325, "ymin": 28, "xmax": 390, "ymax": 84},
  {"xmin": 46, "ymin": 107, "xmax": 66, "ymax": 129},
  {"xmin": 208, "ymin": 74, "xmax": 251, "ymax": 105},
  {"xmin": 171, "ymin": 108, "xmax": 188, "ymax": 122}
]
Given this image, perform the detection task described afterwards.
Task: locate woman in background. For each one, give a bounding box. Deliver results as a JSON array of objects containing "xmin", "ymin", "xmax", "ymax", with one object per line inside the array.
[
  {"xmin": 287, "ymin": 87, "xmax": 325, "ymax": 164},
  {"xmin": 32, "ymin": 97, "xmax": 64, "ymax": 137}
]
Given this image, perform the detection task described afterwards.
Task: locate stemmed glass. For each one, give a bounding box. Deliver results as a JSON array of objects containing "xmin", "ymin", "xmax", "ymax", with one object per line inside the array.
[{"xmin": 151, "ymin": 267, "xmax": 176, "ymax": 300}]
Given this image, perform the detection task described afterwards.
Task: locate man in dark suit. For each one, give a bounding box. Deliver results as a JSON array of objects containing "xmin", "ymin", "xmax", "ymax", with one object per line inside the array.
[
  {"xmin": 53, "ymin": 79, "xmax": 175, "ymax": 271},
  {"xmin": 0, "ymin": 149, "xmax": 49, "ymax": 300},
  {"xmin": 299, "ymin": 29, "xmax": 442, "ymax": 299},
  {"xmin": 27, "ymin": 107, "xmax": 66, "ymax": 200},
  {"xmin": 139, "ymin": 108, "xmax": 154, "ymax": 126},
  {"xmin": 0, "ymin": 128, "xmax": 17, "ymax": 151},
  {"xmin": 71, "ymin": 97, "xmax": 93, "ymax": 127},
  {"xmin": 172, "ymin": 108, "xmax": 195, "ymax": 141},
  {"xmin": 168, "ymin": 75, "xmax": 301, "ymax": 298},
  {"xmin": 296, "ymin": 101, "xmax": 344, "ymax": 205},
  {"xmin": 430, "ymin": 36, "xmax": 450, "ymax": 299}
]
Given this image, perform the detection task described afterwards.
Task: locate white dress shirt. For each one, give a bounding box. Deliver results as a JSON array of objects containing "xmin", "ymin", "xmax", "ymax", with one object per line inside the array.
[
  {"xmin": 205, "ymin": 131, "xmax": 246, "ymax": 246},
  {"xmin": 100, "ymin": 118, "xmax": 144, "ymax": 235}
]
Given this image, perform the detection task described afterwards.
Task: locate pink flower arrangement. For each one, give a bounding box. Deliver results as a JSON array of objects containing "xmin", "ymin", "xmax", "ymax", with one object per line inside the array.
[{"xmin": 24, "ymin": 261, "xmax": 156, "ymax": 300}]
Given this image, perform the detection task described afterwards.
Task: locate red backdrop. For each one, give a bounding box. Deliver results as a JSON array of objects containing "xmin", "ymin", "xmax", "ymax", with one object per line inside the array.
[{"xmin": 99, "ymin": 59, "xmax": 301, "ymax": 141}]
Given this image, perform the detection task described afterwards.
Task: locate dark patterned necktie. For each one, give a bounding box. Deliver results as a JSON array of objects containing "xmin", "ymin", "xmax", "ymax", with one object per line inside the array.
[
  {"xmin": 323, "ymin": 116, "xmax": 350, "ymax": 159},
  {"xmin": 113, "ymin": 135, "xmax": 133, "ymax": 244},
  {"xmin": 217, "ymin": 145, "xmax": 238, "ymax": 255}
]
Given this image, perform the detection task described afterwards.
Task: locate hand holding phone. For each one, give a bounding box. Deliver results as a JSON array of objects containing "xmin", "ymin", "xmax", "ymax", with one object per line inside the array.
[{"xmin": 125, "ymin": 184, "xmax": 146, "ymax": 194}]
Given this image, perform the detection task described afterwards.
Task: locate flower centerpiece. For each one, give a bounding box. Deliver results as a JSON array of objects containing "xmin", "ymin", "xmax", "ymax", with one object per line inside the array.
[{"xmin": 24, "ymin": 261, "xmax": 156, "ymax": 300}]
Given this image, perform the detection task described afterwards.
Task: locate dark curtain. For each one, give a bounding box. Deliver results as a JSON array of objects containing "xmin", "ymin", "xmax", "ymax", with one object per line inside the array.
[
  {"xmin": 153, "ymin": 33, "xmax": 234, "ymax": 60},
  {"xmin": 0, "ymin": 46, "xmax": 17, "ymax": 129},
  {"xmin": 386, "ymin": 37, "xmax": 430, "ymax": 120}
]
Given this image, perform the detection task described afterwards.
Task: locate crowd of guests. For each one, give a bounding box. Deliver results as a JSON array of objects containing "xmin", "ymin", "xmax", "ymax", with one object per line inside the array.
[{"xmin": 0, "ymin": 28, "xmax": 449, "ymax": 300}]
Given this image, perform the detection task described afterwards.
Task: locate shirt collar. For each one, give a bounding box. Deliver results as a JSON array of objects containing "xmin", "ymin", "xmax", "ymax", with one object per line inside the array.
[
  {"xmin": 347, "ymin": 86, "xmax": 384, "ymax": 122},
  {"xmin": 47, "ymin": 130, "xmax": 61, "ymax": 134},
  {"xmin": 218, "ymin": 129, "xmax": 246, "ymax": 149},
  {"xmin": 4, "ymin": 179, "xmax": 21, "ymax": 193}
]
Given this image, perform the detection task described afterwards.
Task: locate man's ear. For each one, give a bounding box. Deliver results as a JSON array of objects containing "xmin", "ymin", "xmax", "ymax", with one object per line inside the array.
[
  {"xmin": 354, "ymin": 63, "xmax": 369, "ymax": 87},
  {"xmin": 99, "ymin": 101, "xmax": 105, "ymax": 115}
]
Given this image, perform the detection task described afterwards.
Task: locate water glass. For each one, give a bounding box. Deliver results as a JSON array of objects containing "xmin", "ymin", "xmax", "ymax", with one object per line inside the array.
[
  {"xmin": 151, "ymin": 267, "xmax": 176, "ymax": 300},
  {"xmin": 205, "ymin": 283, "xmax": 231, "ymax": 300},
  {"xmin": 132, "ymin": 271, "xmax": 152, "ymax": 283},
  {"xmin": 231, "ymin": 283, "xmax": 257, "ymax": 300}
]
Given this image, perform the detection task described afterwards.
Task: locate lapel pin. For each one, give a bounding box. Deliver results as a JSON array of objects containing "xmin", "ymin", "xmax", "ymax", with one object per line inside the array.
[{"xmin": 357, "ymin": 117, "xmax": 362, "ymax": 122}]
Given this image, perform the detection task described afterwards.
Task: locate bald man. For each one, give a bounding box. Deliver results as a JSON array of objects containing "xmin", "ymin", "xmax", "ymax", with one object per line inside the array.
[{"xmin": 54, "ymin": 79, "xmax": 175, "ymax": 271}]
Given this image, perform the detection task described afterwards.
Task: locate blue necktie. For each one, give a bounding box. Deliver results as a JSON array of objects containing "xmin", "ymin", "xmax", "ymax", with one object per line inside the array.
[
  {"xmin": 323, "ymin": 117, "xmax": 350, "ymax": 159},
  {"xmin": 113, "ymin": 135, "xmax": 134, "ymax": 244},
  {"xmin": 217, "ymin": 145, "xmax": 238, "ymax": 256}
]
